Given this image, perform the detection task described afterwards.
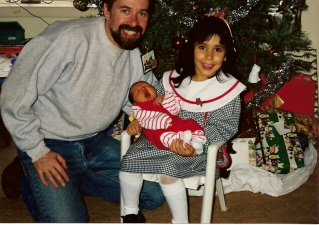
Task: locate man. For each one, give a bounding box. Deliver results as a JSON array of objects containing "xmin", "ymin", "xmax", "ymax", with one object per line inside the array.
[{"xmin": 0, "ymin": 0, "xmax": 164, "ymax": 222}]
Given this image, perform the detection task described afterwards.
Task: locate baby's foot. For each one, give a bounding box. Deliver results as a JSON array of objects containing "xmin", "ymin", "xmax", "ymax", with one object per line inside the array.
[
  {"xmin": 182, "ymin": 130, "xmax": 192, "ymax": 148},
  {"xmin": 191, "ymin": 140, "xmax": 204, "ymax": 155}
]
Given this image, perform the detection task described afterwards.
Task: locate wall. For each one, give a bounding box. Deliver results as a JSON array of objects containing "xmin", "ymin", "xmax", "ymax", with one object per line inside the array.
[
  {"xmin": 302, "ymin": 0, "xmax": 319, "ymax": 52},
  {"xmin": 0, "ymin": 1, "xmax": 97, "ymax": 38},
  {"xmin": 302, "ymin": 0, "xmax": 319, "ymax": 101}
]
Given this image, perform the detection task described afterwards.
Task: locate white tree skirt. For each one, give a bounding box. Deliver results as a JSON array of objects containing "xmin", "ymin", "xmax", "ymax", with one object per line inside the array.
[{"xmin": 222, "ymin": 139, "xmax": 317, "ymax": 197}]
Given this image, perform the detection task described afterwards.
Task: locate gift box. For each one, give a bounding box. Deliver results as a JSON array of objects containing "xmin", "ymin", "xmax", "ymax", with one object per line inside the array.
[
  {"xmin": 255, "ymin": 142, "xmax": 264, "ymax": 167},
  {"xmin": 252, "ymin": 105, "xmax": 319, "ymax": 140},
  {"xmin": 264, "ymin": 75, "xmax": 316, "ymax": 117},
  {"xmin": 228, "ymin": 138, "xmax": 257, "ymax": 170},
  {"xmin": 257, "ymin": 112, "xmax": 305, "ymax": 174},
  {"xmin": 245, "ymin": 74, "xmax": 317, "ymax": 117},
  {"xmin": 244, "ymin": 49, "xmax": 318, "ymax": 118}
]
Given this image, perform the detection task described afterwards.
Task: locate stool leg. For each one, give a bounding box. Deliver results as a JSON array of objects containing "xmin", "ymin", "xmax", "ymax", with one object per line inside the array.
[
  {"xmin": 216, "ymin": 178, "xmax": 227, "ymax": 211},
  {"xmin": 120, "ymin": 131, "xmax": 131, "ymax": 223}
]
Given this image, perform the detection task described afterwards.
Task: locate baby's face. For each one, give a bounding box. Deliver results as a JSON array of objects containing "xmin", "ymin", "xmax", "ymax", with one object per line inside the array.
[{"xmin": 130, "ymin": 82, "xmax": 157, "ymax": 104}]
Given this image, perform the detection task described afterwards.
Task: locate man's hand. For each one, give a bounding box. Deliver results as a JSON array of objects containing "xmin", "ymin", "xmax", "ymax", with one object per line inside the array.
[
  {"xmin": 170, "ymin": 139, "xmax": 197, "ymax": 157},
  {"xmin": 33, "ymin": 151, "xmax": 69, "ymax": 188},
  {"xmin": 127, "ymin": 119, "xmax": 143, "ymax": 136}
]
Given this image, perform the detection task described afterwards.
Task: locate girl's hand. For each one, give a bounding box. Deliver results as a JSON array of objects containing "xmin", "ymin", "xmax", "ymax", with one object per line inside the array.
[
  {"xmin": 170, "ymin": 139, "xmax": 197, "ymax": 157},
  {"xmin": 127, "ymin": 119, "xmax": 142, "ymax": 136},
  {"xmin": 153, "ymin": 95, "xmax": 165, "ymax": 106}
]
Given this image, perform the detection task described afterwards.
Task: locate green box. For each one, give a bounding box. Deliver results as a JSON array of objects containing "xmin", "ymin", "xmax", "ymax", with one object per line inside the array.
[
  {"xmin": 257, "ymin": 112, "xmax": 305, "ymax": 174},
  {"xmin": 0, "ymin": 21, "xmax": 25, "ymax": 45}
]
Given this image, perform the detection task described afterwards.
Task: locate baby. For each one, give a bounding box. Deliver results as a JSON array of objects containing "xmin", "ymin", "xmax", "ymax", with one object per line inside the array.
[{"xmin": 129, "ymin": 81, "xmax": 206, "ymax": 154}]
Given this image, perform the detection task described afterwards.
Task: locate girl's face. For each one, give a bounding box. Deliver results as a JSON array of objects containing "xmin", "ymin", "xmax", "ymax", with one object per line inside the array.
[
  {"xmin": 130, "ymin": 81, "xmax": 157, "ymax": 104},
  {"xmin": 193, "ymin": 34, "xmax": 226, "ymax": 81}
]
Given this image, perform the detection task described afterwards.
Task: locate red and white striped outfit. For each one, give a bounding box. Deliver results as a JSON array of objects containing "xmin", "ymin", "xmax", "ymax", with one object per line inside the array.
[{"xmin": 131, "ymin": 92, "xmax": 206, "ymax": 150}]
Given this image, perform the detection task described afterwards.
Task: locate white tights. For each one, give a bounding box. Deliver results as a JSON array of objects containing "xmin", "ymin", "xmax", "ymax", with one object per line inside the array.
[
  {"xmin": 119, "ymin": 172, "xmax": 189, "ymax": 223},
  {"xmin": 158, "ymin": 174, "xmax": 189, "ymax": 223}
]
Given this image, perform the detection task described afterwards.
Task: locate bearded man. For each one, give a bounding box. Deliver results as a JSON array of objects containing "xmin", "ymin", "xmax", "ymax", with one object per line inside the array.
[{"xmin": 0, "ymin": 0, "xmax": 164, "ymax": 222}]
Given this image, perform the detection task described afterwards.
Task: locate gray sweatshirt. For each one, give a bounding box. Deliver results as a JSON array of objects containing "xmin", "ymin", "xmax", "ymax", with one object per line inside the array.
[{"xmin": 0, "ymin": 17, "xmax": 157, "ymax": 162}]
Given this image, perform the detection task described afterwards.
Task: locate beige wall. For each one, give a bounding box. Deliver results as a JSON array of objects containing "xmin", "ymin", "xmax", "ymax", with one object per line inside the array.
[
  {"xmin": 302, "ymin": 0, "xmax": 319, "ymax": 52},
  {"xmin": 302, "ymin": 0, "xmax": 319, "ymax": 96},
  {"xmin": 0, "ymin": 5, "xmax": 97, "ymax": 38}
]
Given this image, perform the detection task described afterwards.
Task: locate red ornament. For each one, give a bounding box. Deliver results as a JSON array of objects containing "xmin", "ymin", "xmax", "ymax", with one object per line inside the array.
[
  {"xmin": 188, "ymin": 1, "xmax": 198, "ymax": 14},
  {"xmin": 172, "ymin": 33, "xmax": 185, "ymax": 50}
]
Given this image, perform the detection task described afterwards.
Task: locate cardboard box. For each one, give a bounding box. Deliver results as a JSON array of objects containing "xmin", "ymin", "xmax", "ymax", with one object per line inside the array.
[{"xmin": 228, "ymin": 138, "xmax": 257, "ymax": 170}]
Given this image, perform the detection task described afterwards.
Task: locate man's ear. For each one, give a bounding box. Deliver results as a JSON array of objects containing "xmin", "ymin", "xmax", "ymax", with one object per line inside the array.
[{"xmin": 103, "ymin": 3, "xmax": 110, "ymax": 20}]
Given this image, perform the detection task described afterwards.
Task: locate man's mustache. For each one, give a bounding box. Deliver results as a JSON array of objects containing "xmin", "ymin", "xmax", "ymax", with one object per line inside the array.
[{"xmin": 119, "ymin": 24, "xmax": 143, "ymax": 34}]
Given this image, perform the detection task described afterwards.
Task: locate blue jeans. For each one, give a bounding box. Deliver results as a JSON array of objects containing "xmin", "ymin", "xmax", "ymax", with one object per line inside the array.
[{"xmin": 17, "ymin": 132, "xmax": 164, "ymax": 222}]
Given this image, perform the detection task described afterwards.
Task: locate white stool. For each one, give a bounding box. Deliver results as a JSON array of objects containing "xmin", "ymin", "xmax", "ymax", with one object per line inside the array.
[{"xmin": 120, "ymin": 130, "xmax": 227, "ymax": 223}]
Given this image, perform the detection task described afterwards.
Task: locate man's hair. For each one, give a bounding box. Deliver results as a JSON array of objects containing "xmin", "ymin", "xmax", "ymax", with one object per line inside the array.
[{"xmin": 100, "ymin": 0, "xmax": 156, "ymax": 16}]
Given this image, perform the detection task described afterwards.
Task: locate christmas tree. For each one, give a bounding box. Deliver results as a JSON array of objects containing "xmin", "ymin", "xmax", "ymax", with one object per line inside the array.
[{"xmin": 77, "ymin": 0, "xmax": 313, "ymax": 108}]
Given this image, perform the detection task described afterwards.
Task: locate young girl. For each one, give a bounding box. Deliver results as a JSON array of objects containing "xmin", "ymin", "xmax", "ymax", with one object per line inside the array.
[{"xmin": 120, "ymin": 15, "xmax": 246, "ymax": 223}]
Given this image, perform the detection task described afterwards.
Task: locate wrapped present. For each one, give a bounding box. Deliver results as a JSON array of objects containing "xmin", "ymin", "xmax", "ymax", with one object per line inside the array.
[
  {"xmin": 262, "ymin": 75, "xmax": 317, "ymax": 117},
  {"xmin": 253, "ymin": 105, "xmax": 319, "ymax": 140},
  {"xmin": 257, "ymin": 112, "xmax": 305, "ymax": 174},
  {"xmin": 245, "ymin": 74, "xmax": 317, "ymax": 117},
  {"xmin": 228, "ymin": 138, "xmax": 257, "ymax": 170},
  {"xmin": 255, "ymin": 142, "xmax": 264, "ymax": 167},
  {"xmin": 245, "ymin": 49, "xmax": 318, "ymax": 118}
]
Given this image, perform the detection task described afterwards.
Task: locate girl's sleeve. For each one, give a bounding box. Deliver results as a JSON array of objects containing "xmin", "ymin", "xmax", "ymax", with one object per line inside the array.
[{"xmin": 131, "ymin": 105, "xmax": 172, "ymax": 130}]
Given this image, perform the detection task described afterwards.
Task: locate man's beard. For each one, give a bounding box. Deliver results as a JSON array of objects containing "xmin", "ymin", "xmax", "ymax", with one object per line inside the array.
[{"xmin": 111, "ymin": 24, "xmax": 144, "ymax": 50}]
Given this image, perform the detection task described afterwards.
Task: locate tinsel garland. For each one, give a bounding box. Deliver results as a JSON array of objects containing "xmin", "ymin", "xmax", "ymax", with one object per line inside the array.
[
  {"xmin": 154, "ymin": 0, "xmax": 260, "ymax": 27},
  {"xmin": 92, "ymin": 0, "xmax": 260, "ymax": 23},
  {"xmin": 93, "ymin": 0, "xmax": 103, "ymax": 16},
  {"xmin": 244, "ymin": 58, "xmax": 294, "ymax": 109},
  {"xmin": 228, "ymin": 0, "xmax": 259, "ymax": 25}
]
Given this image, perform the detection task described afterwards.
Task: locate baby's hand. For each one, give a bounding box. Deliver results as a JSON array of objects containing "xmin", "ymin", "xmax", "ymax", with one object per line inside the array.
[{"xmin": 153, "ymin": 95, "xmax": 165, "ymax": 106}]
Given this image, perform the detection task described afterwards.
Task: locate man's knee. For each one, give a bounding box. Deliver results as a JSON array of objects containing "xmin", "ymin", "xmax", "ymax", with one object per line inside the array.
[{"xmin": 139, "ymin": 181, "xmax": 164, "ymax": 211}]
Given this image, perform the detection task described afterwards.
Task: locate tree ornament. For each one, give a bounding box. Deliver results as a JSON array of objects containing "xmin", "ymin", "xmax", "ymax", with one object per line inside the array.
[
  {"xmin": 172, "ymin": 33, "xmax": 185, "ymax": 50},
  {"xmin": 245, "ymin": 58, "xmax": 294, "ymax": 109},
  {"xmin": 248, "ymin": 64, "xmax": 261, "ymax": 83},
  {"xmin": 187, "ymin": 1, "xmax": 198, "ymax": 14},
  {"xmin": 277, "ymin": 0, "xmax": 285, "ymax": 13},
  {"xmin": 258, "ymin": 42, "xmax": 272, "ymax": 51},
  {"xmin": 73, "ymin": 0, "xmax": 90, "ymax": 11}
]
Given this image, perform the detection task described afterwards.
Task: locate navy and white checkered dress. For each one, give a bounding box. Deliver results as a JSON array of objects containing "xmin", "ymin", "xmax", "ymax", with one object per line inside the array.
[{"xmin": 120, "ymin": 71, "xmax": 245, "ymax": 179}]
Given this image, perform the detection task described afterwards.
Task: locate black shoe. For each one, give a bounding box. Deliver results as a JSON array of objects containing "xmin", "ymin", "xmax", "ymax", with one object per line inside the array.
[
  {"xmin": 122, "ymin": 211, "xmax": 146, "ymax": 223},
  {"xmin": 1, "ymin": 156, "xmax": 24, "ymax": 198}
]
